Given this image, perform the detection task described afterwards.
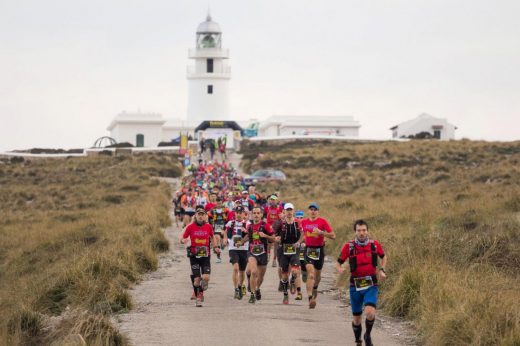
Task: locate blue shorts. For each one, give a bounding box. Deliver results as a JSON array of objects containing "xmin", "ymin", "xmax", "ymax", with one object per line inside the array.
[{"xmin": 349, "ymin": 285, "xmax": 378, "ymax": 315}]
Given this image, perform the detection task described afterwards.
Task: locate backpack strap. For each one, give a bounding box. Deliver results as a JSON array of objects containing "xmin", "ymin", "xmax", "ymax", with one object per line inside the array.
[
  {"xmin": 348, "ymin": 241, "xmax": 357, "ymax": 273},
  {"xmin": 370, "ymin": 240, "xmax": 378, "ymax": 268}
]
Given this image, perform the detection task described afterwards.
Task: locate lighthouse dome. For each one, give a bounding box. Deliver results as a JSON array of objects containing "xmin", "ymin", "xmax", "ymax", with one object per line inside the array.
[{"xmin": 197, "ymin": 14, "xmax": 221, "ymax": 34}]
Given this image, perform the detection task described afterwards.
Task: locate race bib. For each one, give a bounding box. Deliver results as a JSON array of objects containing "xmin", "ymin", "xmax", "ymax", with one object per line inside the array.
[
  {"xmin": 299, "ymin": 249, "xmax": 305, "ymax": 261},
  {"xmin": 214, "ymin": 225, "xmax": 224, "ymax": 233},
  {"xmin": 354, "ymin": 276, "xmax": 374, "ymax": 291},
  {"xmin": 306, "ymin": 247, "xmax": 321, "ymax": 261},
  {"xmin": 251, "ymin": 244, "xmax": 265, "ymax": 256},
  {"xmin": 232, "ymin": 235, "xmax": 243, "ymax": 242},
  {"xmin": 283, "ymin": 243, "xmax": 297, "ymax": 255},
  {"xmin": 195, "ymin": 246, "xmax": 209, "ymax": 258}
]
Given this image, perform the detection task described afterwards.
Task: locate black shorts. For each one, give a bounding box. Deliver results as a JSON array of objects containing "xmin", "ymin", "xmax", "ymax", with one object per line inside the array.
[
  {"xmin": 174, "ymin": 208, "xmax": 181, "ymax": 216},
  {"xmin": 185, "ymin": 210, "xmax": 195, "ymax": 217},
  {"xmin": 247, "ymin": 252, "xmax": 268, "ymax": 266},
  {"xmin": 229, "ymin": 250, "xmax": 248, "ymax": 271},
  {"xmin": 189, "ymin": 256, "xmax": 211, "ymax": 277},
  {"xmin": 277, "ymin": 246, "xmax": 300, "ymax": 273},
  {"xmin": 304, "ymin": 246, "xmax": 325, "ymax": 271}
]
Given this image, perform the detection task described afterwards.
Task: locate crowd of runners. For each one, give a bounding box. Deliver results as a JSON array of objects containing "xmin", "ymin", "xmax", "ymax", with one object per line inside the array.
[{"xmin": 173, "ymin": 158, "xmax": 388, "ymax": 346}]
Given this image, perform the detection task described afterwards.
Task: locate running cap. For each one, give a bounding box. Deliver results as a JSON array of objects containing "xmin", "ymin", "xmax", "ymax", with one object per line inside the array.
[
  {"xmin": 195, "ymin": 205, "xmax": 206, "ymax": 213},
  {"xmin": 308, "ymin": 203, "xmax": 320, "ymax": 210},
  {"xmin": 269, "ymin": 195, "xmax": 278, "ymax": 200},
  {"xmin": 227, "ymin": 191, "xmax": 234, "ymax": 196},
  {"xmin": 284, "ymin": 203, "xmax": 295, "ymax": 210},
  {"xmin": 295, "ymin": 210, "xmax": 305, "ymax": 218},
  {"xmin": 241, "ymin": 190, "xmax": 248, "ymax": 194},
  {"xmin": 235, "ymin": 206, "xmax": 245, "ymax": 212}
]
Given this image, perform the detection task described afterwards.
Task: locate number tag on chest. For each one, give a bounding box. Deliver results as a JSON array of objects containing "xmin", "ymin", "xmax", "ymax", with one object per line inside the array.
[
  {"xmin": 306, "ymin": 247, "xmax": 321, "ymax": 260},
  {"xmin": 299, "ymin": 249, "xmax": 305, "ymax": 261},
  {"xmin": 354, "ymin": 276, "xmax": 374, "ymax": 291},
  {"xmin": 283, "ymin": 244, "xmax": 297, "ymax": 255},
  {"xmin": 195, "ymin": 246, "xmax": 208, "ymax": 258},
  {"xmin": 214, "ymin": 225, "xmax": 223, "ymax": 233},
  {"xmin": 251, "ymin": 244, "xmax": 265, "ymax": 256}
]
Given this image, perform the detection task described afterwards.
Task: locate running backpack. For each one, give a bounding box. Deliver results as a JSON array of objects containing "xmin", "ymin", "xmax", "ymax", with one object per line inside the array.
[{"xmin": 348, "ymin": 240, "xmax": 378, "ymax": 273}]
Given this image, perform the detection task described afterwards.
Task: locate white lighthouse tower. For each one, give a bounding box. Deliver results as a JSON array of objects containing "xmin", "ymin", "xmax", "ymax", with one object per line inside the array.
[{"xmin": 187, "ymin": 14, "xmax": 231, "ymax": 126}]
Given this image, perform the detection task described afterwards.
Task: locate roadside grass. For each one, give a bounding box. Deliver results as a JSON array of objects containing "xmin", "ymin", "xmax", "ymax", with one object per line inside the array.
[
  {"xmin": 240, "ymin": 139, "xmax": 520, "ymax": 345},
  {"xmin": 0, "ymin": 153, "xmax": 181, "ymax": 345}
]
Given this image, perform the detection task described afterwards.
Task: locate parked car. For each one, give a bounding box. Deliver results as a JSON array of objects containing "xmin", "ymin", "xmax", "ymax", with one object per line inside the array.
[{"xmin": 244, "ymin": 169, "xmax": 286, "ymax": 186}]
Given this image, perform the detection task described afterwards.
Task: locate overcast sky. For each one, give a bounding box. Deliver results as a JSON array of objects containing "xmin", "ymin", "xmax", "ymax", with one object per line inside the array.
[{"xmin": 0, "ymin": 0, "xmax": 519, "ymax": 151}]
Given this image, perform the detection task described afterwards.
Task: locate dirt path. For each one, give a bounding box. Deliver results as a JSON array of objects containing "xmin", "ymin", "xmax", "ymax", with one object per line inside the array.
[{"xmin": 117, "ymin": 154, "xmax": 416, "ymax": 346}]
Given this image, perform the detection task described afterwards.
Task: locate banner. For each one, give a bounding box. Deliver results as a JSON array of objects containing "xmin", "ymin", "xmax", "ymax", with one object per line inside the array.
[{"xmin": 179, "ymin": 133, "xmax": 188, "ymax": 155}]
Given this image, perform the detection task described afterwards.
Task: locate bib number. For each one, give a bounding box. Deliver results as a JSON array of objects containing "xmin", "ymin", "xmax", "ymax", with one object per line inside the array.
[
  {"xmin": 195, "ymin": 246, "xmax": 208, "ymax": 258},
  {"xmin": 299, "ymin": 249, "xmax": 305, "ymax": 261},
  {"xmin": 251, "ymin": 244, "xmax": 265, "ymax": 256},
  {"xmin": 354, "ymin": 276, "xmax": 374, "ymax": 291},
  {"xmin": 306, "ymin": 247, "xmax": 321, "ymax": 261},
  {"xmin": 283, "ymin": 244, "xmax": 297, "ymax": 255},
  {"xmin": 252, "ymin": 233, "xmax": 260, "ymax": 241},
  {"xmin": 232, "ymin": 235, "xmax": 243, "ymax": 243},
  {"xmin": 214, "ymin": 225, "xmax": 224, "ymax": 234}
]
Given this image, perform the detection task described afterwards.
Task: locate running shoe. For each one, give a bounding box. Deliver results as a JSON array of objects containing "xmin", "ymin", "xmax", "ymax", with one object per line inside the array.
[
  {"xmin": 312, "ymin": 288, "xmax": 318, "ymax": 299},
  {"xmin": 255, "ymin": 289, "xmax": 262, "ymax": 301},
  {"xmin": 363, "ymin": 333, "xmax": 373, "ymax": 346},
  {"xmin": 283, "ymin": 294, "xmax": 289, "ymax": 305},
  {"xmin": 216, "ymin": 257, "xmax": 222, "ymax": 263},
  {"xmin": 248, "ymin": 294, "xmax": 256, "ymax": 304},
  {"xmin": 200, "ymin": 279, "xmax": 208, "ymax": 291},
  {"xmin": 289, "ymin": 277, "xmax": 296, "ymax": 295},
  {"xmin": 241, "ymin": 285, "xmax": 247, "ymax": 296},
  {"xmin": 234, "ymin": 288, "xmax": 240, "ymax": 299},
  {"xmin": 295, "ymin": 292, "xmax": 303, "ymax": 300},
  {"xmin": 190, "ymin": 292, "xmax": 196, "ymax": 300},
  {"xmin": 302, "ymin": 271, "xmax": 308, "ymax": 283},
  {"xmin": 278, "ymin": 281, "xmax": 284, "ymax": 292}
]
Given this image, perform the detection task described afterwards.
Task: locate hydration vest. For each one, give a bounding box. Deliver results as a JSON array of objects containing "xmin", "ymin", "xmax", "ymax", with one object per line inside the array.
[
  {"xmin": 348, "ymin": 240, "xmax": 378, "ymax": 274},
  {"xmin": 279, "ymin": 220, "xmax": 302, "ymax": 244},
  {"xmin": 247, "ymin": 221, "xmax": 268, "ymax": 247},
  {"xmin": 212, "ymin": 208, "xmax": 228, "ymax": 225}
]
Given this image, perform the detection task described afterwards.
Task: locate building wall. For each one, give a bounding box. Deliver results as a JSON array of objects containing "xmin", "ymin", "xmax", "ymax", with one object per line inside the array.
[
  {"xmin": 396, "ymin": 118, "xmax": 456, "ymax": 140},
  {"xmin": 187, "ymin": 78, "xmax": 230, "ymax": 125},
  {"xmin": 260, "ymin": 125, "xmax": 359, "ymax": 137},
  {"xmin": 111, "ymin": 124, "xmax": 164, "ymax": 147}
]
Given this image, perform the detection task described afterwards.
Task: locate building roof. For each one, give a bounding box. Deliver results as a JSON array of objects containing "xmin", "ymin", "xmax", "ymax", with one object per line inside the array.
[
  {"xmin": 197, "ymin": 14, "xmax": 221, "ymax": 34},
  {"xmin": 389, "ymin": 113, "xmax": 457, "ymax": 131},
  {"xmin": 107, "ymin": 111, "xmax": 166, "ymax": 131},
  {"xmin": 259, "ymin": 115, "xmax": 361, "ymax": 130}
]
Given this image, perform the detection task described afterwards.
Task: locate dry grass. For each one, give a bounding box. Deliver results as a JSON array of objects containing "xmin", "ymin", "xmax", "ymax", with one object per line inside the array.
[
  {"xmin": 0, "ymin": 153, "xmax": 182, "ymax": 345},
  {"xmin": 240, "ymin": 139, "xmax": 520, "ymax": 346}
]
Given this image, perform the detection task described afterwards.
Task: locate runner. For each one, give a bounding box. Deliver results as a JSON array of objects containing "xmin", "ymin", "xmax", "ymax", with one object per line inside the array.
[
  {"xmin": 179, "ymin": 205, "xmax": 221, "ymax": 307},
  {"xmin": 223, "ymin": 206, "xmax": 250, "ymax": 299},
  {"xmin": 295, "ymin": 210, "xmax": 307, "ymax": 284},
  {"xmin": 207, "ymin": 197, "xmax": 229, "ymax": 263},
  {"xmin": 273, "ymin": 203, "xmax": 303, "ymax": 304},
  {"xmin": 336, "ymin": 219, "xmax": 387, "ymax": 346},
  {"xmin": 264, "ymin": 195, "xmax": 283, "ymax": 267},
  {"xmin": 180, "ymin": 189, "xmax": 197, "ymax": 227},
  {"xmin": 299, "ymin": 203, "xmax": 336, "ymax": 309},
  {"xmin": 236, "ymin": 205, "xmax": 275, "ymax": 304}
]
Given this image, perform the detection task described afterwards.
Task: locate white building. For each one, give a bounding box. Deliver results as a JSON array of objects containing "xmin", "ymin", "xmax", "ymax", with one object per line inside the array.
[
  {"xmin": 390, "ymin": 113, "xmax": 457, "ymax": 140},
  {"xmin": 258, "ymin": 115, "xmax": 361, "ymax": 137},
  {"xmin": 187, "ymin": 14, "xmax": 231, "ymax": 126}
]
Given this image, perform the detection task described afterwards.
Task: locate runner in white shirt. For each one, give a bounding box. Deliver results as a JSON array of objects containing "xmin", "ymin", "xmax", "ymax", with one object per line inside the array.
[{"xmin": 223, "ymin": 205, "xmax": 250, "ymax": 299}]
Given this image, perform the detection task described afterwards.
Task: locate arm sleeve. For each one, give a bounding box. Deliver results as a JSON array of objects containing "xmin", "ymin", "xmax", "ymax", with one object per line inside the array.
[
  {"xmin": 323, "ymin": 219, "xmax": 333, "ymax": 233},
  {"xmin": 375, "ymin": 241, "xmax": 385, "ymax": 258},
  {"xmin": 337, "ymin": 243, "xmax": 349, "ymax": 264}
]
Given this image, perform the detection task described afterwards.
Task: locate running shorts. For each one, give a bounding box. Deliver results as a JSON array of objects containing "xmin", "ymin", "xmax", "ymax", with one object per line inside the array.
[
  {"xmin": 349, "ymin": 285, "xmax": 378, "ymax": 315},
  {"xmin": 277, "ymin": 246, "xmax": 300, "ymax": 273},
  {"xmin": 189, "ymin": 256, "xmax": 211, "ymax": 277},
  {"xmin": 247, "ymin": 252, "xmax": 268, "ymax": 266},
  {"xmin": 304, "ymin": 246, "xmax": 325, "ymax": 270},
  {"xmin": 229, "ymin": 250, "xmax": 248, "ymax": 271}
]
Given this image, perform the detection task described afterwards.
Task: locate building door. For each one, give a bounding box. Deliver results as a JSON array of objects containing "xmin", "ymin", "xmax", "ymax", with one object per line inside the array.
[
  {"xmin": 433, "ymin": 130, "xmax": 441, "ymax": 139},
  {"xmin": 136, "ymin": 134, "xmax": 144, "ymax": 147}
]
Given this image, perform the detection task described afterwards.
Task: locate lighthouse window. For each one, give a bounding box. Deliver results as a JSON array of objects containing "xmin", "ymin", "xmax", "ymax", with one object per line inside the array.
[
  {"xmin": 207, "ymin": 59, "xmax": 214, "ymax": 73},
  {"xmin": 207, "ymin": 85, "xmax": 213, "ymax": 94}
]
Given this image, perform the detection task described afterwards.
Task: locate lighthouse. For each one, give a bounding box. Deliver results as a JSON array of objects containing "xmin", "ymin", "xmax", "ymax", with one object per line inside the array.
[{"xmin": 187, "ymin": 14, "xmax": 231, "ymax": 126}]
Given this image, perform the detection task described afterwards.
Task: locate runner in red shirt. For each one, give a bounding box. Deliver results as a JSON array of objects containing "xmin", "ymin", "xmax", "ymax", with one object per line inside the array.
[
  {"xmin": 299, "ymin": 203, "xmax": 336, "ymax": 309},
  {"xmin": 236, "ymin": 206, "xmax": 275, "ymax": 304},
  {"xmin": 179, "ymin": 205, "xmax": 221, "ymax": 307},
  {"xmin": 264, "ymin": 194, "xmax": 283, "ymax": 267},
  {"xmin": 336, "ymin": 219, "xmax": 387, "ymax": 346}
]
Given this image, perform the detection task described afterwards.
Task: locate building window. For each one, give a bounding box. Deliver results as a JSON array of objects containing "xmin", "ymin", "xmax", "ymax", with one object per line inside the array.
[
  {"xmin": 207, "ymin": 85, "xmax": 213, "ymax": 94},
  {"xmin": 136, "ymin": 134, "xmax": 144, "ymax": 147},
  {"xmin": 207, "ymin": 59, "xmax": 213, "ymax": 73},
  {"xmin": 433, "ymin": 130, "xmax": 441, "ymax": 139}
]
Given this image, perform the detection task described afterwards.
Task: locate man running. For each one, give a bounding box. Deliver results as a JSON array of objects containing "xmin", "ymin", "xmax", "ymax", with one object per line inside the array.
[
  {"xmin": 223, "ymin": 206, "xmax": 249, "ymax": 299},
  {"xmin": 273, "ymin": 203, "xmax": 303, "ymax": 304},
  {"xmin": 237, "ymin": 206, "xmax": 275, "ymax": 303},
  {"xmin": 180, "ymin": 205, "xmax": 221, "ymax": 307},
  {"xmin": 336, "ymin": 219, "xmax": 387, "ymax": 346},
  {"xmin": 299, "ymin": 203, "xmax": 335, "ymax": 309},
  {"xmin": 207, "ymin": 197, "xmax": 229, "ymax": 263},
  {"xmin": 264, "ymin": 195, "xmax": 283, "ymax": 267}
]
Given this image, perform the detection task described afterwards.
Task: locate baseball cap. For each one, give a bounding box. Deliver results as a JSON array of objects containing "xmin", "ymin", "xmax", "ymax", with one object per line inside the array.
[
  {"xmin": 308, "ymin": 203, "xmax": 320, "ymax": 210},
  {"xmin": 295, "ymin": 210, "xmax": 305, "ymax": 218},
  {"xmin": 235, "ymin": 205, "xmax": 245, "ymax": 212},
  {"xmin": 284, "ymin": 203, "xmax": 295, "ymax": 210},
  {"xmin": 241, "ymin": 190, "xmax": 248, "ymax": 194},
  {"xmin": 269, "ymin": 195, "xmax": 278, "ymax": 200}
]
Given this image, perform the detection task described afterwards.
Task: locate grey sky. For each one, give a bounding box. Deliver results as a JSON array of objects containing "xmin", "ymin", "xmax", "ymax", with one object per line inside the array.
[{"xmin": 0, "ymin": 0, "xmax": 519, "ymax": 151}]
